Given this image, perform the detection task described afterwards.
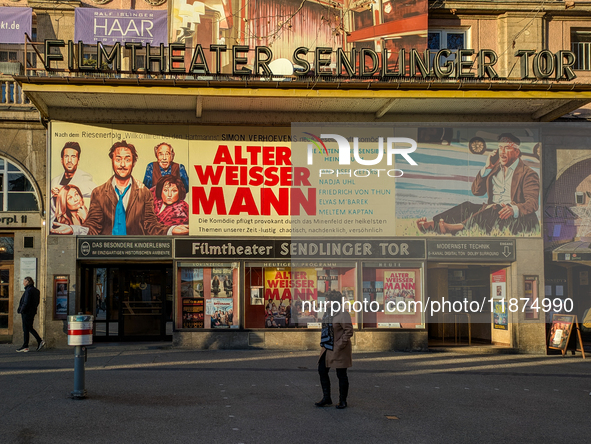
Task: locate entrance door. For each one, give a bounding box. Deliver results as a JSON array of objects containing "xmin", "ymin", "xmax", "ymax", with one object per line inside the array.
[
  {"xmin": 427, "ymin": 265, "xmax": 493, "ymax": 346},
  {"xmin": 121, "ymin": 268, "xmax": 168, "ymax": 339},
  {"xmin": 0, "ymin": 265, "xmax": 13, "ymax": 336},
  {"xmin": 81, "ymin": 264, "xmax": 172, "ymax": 341}
]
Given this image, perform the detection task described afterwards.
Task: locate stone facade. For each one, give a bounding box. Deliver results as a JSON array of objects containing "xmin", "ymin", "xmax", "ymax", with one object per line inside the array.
[{"xmin": 3, "ymin": 1, "xmax": 591, "ymax": 353}]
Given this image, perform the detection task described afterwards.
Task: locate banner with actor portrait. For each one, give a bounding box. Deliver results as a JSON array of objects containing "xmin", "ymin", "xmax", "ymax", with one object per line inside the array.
[
  {"xmin": 49, "ymin": 122, "xmax": 190, "ymax": 237},
  {"xmin": 50, "ymin": 122, "xmax": 542, "ymax": 238}
]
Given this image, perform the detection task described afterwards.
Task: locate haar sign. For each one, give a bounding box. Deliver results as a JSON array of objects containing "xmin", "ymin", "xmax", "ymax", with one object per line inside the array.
[{"xmin": 74, "ymin": 9, "xmax": 167, "ymax": 45}]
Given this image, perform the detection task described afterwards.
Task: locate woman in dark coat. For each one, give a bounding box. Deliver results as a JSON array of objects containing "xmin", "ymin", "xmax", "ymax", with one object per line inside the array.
[{"xmin": 315, "ymin": 291, "xmax": 354, "ymax": 409}]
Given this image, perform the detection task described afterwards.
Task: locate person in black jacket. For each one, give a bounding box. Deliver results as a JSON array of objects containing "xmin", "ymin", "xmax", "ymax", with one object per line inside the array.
[{"xmin": 17, "ymin": 277, "xmax": 44, "ymax": 352}]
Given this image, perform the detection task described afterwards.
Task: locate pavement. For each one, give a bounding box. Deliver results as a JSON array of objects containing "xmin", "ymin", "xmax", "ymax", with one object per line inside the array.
[{"xmin": 0, "ymin": 343, "xmax": 590, "ymax": 444}]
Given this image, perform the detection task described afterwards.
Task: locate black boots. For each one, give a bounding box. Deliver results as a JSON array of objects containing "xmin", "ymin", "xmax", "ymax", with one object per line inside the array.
[
  {"xmin": 315, "ymin": 395, "xmax": 333, "ymax": 407},
  {"xmin": 315, "ymin": 378, "xmax": 332, "ymax": 407},
  {"xmin": 336, "ymin": 376, "xmax": 349, "ymax": 409}
]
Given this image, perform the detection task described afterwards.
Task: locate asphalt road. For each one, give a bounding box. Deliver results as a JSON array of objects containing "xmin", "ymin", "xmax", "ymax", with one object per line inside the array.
[{"xmin": 0, "ymin": 344, "xmax": 589, "ymax": 444}]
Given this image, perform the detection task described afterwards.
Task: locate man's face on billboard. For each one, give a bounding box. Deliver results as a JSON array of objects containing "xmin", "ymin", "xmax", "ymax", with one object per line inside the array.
[
  {"xmin": 61, "ymin": 148, "xmax": 79, "ymax": 174},
  {"xmin": 112, "ymin": 147, "xmax": 135, "ymax": 181},
  {"xmin": 498, "ymin": 139, "xmax": 520, "ymax": 167},
  {"xmin": 156, "ymin": 144, "xmax": 173, "ymax": 169}
]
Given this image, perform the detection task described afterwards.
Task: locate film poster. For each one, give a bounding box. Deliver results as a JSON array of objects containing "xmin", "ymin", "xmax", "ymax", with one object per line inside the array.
[
  {"xmin": 206, "ymin": 298, "xmax": 234, "ymax": 328},
  {"xmin": 211, "ymin": 267, "xmax": 233, "ymax": 298},
  {"xmin": 182, "ymin": 298, "xmax": 204, "ymax": 328},
  {"xmin": 181, "ymin": 268, "xmax": 204, "ymax": 298},
  {"xmin": 54, "ymin": 276, "xmax": 68, "ymax": 319},
  {"xmin": 493, "ymin": 301, "xmax": 508, "ymax": 330},
  {"xmin": 549, "ymin": 314, "xmax": 575, "ymax": 350},
  {"xmin": 264, "ymin": 268, "xmax": 318, "ymax": 328},
  {"xmin": 383, "ymin": 270, "xmax": 416, "ymax": 315}
]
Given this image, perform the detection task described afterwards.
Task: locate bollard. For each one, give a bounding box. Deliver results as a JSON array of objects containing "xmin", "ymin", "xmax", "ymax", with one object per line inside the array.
[
  {"xmin": 68, "ymin": 314, "xmax": 93, "ymax": 399},
  {"xmin": 72, "ymin": 345, "xmax": 87, "ymax": 398}
]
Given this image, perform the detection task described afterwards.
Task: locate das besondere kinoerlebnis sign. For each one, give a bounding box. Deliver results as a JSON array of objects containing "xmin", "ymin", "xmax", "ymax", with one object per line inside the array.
[{"xmin": 42, "ymin": 40, "xmax": 577, "ymax": 81}]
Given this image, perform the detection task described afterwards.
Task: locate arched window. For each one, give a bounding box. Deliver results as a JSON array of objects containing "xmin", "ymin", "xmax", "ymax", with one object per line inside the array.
[{"xmin": 0, "ymin": 158, "xmax": 39, "ymax": 211}]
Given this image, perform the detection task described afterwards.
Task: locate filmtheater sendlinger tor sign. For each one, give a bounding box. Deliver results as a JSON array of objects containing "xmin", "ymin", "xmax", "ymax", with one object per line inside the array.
[{"xmin": 42, "ymin": 40, "xmax": 578, "ymax": 80}]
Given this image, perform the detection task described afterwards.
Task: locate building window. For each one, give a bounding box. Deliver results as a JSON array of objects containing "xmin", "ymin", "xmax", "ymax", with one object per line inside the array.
[
  {"xmin": 0, "ymin": 236, "xmax": 14, "ymax": 261},
  {"xmin": 135, "ymin": 54, "xmax": 146, "ymax": 70},
  {"xmin": 382, "ymin": 0, "xmax": 419, "ymax": 23},
  {"xmin": 0, "ymin": 51, "xmax": 18, "ymax": 62},
  {"xmin": 0, "ymin": 158, "xmax": 39, "ymax": 212},
  {"xmin": 82, "ymin": 52, "xmax": 111, "ymax": 70},
  {"xmin": 354, "ymin": 7, "xmax": 374, "ymax": 31},
  {"xmin": 244, "ymin": 263, "xmax": 358, "ymax": 329},
  {"xmin": 362, "ymin": 263, "xmax": 424, "ymax": 329},
  {"xmin": 428, "ymin": 29, "xmax": 468, "ymax": 65},
  {"xmin": 26, "ymin": 52, "xmax": 37, "ymax": 69},
  {"xmin": 571, "ymin": 29, "xmax": 591, "ymax": 70}
]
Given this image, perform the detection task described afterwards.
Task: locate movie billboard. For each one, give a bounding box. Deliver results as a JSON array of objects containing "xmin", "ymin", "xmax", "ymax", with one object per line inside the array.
[
  {"xmin": 50, "ymin": 122, "xmax": 541, "ymax": 238},
  {"xmin": 211, "ymin": 268, "xmax": 233, "ymax": 298},
  {"xmin": 49, "ymin": 123, "xmax": 190, "ymax": 236},
  {"xmin": 181, "ymin": 268, "xmax": 204, "ymax": 298},
  {"xmin": 170, "ymin": 0, "xmax": 427, "ymax": 75},
  {"xmin": 395, "ymin": 127, "xmax": 542, "ymax": 238}
]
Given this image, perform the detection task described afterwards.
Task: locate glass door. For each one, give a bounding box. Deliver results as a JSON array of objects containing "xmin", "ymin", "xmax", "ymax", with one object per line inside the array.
[
  {"xmin": 81, "ymin": 264, "xmax": 172, "ymax": 341},
  {"xmin": 0, "ymin": 265, "xmax": 13, "ymax": 335},
  {"xmin": 121, "ymin": 268, "xmax": 167, "ymax": 338},
  {"xmin": 83, "ymin": 266, "xmax": 121, "ymax": 340}
]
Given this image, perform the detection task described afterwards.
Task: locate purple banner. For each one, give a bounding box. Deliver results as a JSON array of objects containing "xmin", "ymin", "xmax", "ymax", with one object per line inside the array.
[
  {"xmin": 74, "ymin": 9, "xmax": 167, "ymax": 45},
  {"xmin": 0, "ymin": 7, "xmax": 32, "ymax": 44}
]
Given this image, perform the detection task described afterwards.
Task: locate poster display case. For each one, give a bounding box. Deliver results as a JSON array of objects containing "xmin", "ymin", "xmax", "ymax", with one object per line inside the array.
[
  {"xmin": 244, "ymin": 262, "xmax": 357, "ymax": 329},
  {"xmin": 361, "ymin": 262, "xmax": 425, "ymax": 329},
  {"xmin": 176, "ymin": 262, "xmax": 239, "ymax": 329}
]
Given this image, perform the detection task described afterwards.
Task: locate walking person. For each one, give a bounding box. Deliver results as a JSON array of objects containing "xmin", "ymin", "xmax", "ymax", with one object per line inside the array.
[
  {"xmin": 316, "ymin": 291, "xmax": 353, "ymax": 409},
  {"xmin": 16, "ymin": 277, "xmax": 44, "ymax": 352}
]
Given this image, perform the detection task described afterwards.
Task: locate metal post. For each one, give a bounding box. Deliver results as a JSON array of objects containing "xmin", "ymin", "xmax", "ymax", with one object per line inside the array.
[
  {"xmin": 68, "ymin": 314, "xmax": 93, "ymax": 399},
  {"xmin": 71, "ymin": 345, "xmax": 87, "ymax": 399}
]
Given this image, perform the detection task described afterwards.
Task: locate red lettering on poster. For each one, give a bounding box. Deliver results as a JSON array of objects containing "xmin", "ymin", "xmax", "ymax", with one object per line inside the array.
[{"xmin": 193, "ymin": 145, "xmax": 316, "ymax": 216}]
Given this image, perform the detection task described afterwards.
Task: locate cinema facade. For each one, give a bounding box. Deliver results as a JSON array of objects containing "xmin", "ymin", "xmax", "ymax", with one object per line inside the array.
[
  {"xmin": 32, "ymin": 118, "xmax": 550, "ymax": 351},
  {"xmin": 6, "ymin": 0, "xmax": 591, "ymax": 353}
]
